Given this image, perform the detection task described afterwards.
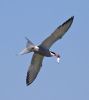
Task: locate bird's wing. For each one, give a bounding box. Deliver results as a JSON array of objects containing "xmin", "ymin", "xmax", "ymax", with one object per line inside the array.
[
  {"xmin": 40, "ymin": 16, "xmax": 74, "ymax": 49},
  {"xmin": 26, "ymin": 53, "xmax": 44, "ymax": 85}
]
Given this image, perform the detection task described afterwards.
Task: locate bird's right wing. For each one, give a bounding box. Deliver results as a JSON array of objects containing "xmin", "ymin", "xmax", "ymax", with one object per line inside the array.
[
  {"xmin": 26, "ymin": 53, "xmax": 44, "ymax": 85},
  {"xmin": 40, "ymin": 16, "xmax": 74, "ymax": 49}
]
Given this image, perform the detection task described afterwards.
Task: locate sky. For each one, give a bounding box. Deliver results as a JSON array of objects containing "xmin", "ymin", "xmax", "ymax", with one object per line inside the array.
[{"xmin": 0, "ymin": 0, "xmax": 89, "ymax": 100}]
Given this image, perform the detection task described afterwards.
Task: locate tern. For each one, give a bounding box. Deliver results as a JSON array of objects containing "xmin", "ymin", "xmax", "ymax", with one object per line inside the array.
[{"xmin": 20, "ymin": 16, "xmax": 74, "ymax": 86}]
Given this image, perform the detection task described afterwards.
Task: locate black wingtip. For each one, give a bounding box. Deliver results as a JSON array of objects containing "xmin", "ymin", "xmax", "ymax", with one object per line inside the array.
[
  {"xmin": 26, "ymin": 80, "xmax": 33, "ymax": 86},
  {"xmin": 71, "ymin": 16, "xmax": 74, "ymax": 20},
  {"xmin": 26, "ymin": 83, "xmax": 30, "ymax": 86},
  {"xmin": 65, "ymin": 16, "xmax": 74, "ymax": 23},
  {"xmin": 58, "ymin": 16, "xmax": 74, "ymax": 30},
  {"xmin": 26, "ymin": 71, "xmax": 34, "ymax": 86},
  {"xmin": 26, "ymin": 73, "xmax": 31, "ymax": 86},
  {"xmin": 26, "ymin": 77, "xmax": 36, "ymax": 86},
  {"xmin": 26, "ymin": 80, "xmax": 30, "ymax": 86}
]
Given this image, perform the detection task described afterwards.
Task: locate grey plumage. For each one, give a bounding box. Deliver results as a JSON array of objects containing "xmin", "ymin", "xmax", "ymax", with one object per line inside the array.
[
  {"xmin": 41, "ymin": 16, "xmax": 74, "ymax": 49},
  {"xmin": 20, "ymin": 16, "xmax": 74, "ymax": 86},
  {"xmin": 26, "ymin": 53, "xmax": 44, "ymax": 85}
]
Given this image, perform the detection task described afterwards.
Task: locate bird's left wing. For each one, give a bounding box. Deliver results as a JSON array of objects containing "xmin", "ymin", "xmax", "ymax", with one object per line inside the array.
[
  {"xmin": 40, "ymin": 16, "xmax": 74, "ymax": 49},
  {"xmin": 26, "ymin": 53, "xmax": 44, "ymax": 85}
]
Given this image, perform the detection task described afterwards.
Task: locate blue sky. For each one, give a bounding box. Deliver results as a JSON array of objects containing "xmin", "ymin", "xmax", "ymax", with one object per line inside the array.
[{"xmin": 0, "ymin": 0, "xmax": 89, "ymax": 100}]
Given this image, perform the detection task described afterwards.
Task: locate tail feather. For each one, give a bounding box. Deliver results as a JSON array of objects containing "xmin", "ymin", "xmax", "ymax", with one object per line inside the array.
[{"xmin": 25, "ymin": 37, "xmax": 34, "ymax": 48}]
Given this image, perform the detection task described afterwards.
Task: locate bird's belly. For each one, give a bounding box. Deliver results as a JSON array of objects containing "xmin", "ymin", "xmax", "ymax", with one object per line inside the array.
[
  {"xmin": 39, "ymin": 51, "xmax": 51, "ymax": 57},
  {"xmin": 36, "ymin": 49, "xmax": 51, "ymax": 57}
]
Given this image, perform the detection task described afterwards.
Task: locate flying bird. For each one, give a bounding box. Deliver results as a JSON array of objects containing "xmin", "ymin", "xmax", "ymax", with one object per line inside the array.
[{"xmin": 20, "ymin": 16, "xmax": 74, "ymax": 86}]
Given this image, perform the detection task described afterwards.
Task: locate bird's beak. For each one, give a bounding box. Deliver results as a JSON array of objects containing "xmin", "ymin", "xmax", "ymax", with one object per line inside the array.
[{"xmin": 19, "ymin": 48, "xmax": 29, "ymax": 55}]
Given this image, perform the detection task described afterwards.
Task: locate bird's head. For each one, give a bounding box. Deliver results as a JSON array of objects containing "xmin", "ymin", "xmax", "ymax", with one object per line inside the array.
[{"xmin": 50, "ymin": 51, "xmax": 60, "ymax": 63}]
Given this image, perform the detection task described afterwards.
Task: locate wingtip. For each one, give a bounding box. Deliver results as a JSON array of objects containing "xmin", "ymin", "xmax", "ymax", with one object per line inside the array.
[
  {"xmin": 26, "ymin": 80, "xmax": 31, "ymax": 86},
  {"xmin": 68, "ymin": 16, "xmax": 74, "ymax": 22},
  {"xmin": 61, "ymin": 16, "xmax": 74, "ymax": 25},
  {"xmin": 71, "ymin": 16, "xmax": 74, "ymax": 20},
  {"xmin": 26, "ymin": 75, "xmax": 30, "ymax": 86},
  {"xmin": 26, "ymin": 81, "xmax": 33, "ymax": 86},
  {"xmin": 26, "ymin": 83, "xmax": 30, "ymax": 86},
  {"xmin": 26, "ymin": 72, "xmax": 33, "ymax": 86}
]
